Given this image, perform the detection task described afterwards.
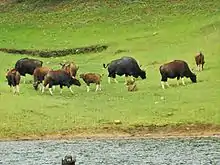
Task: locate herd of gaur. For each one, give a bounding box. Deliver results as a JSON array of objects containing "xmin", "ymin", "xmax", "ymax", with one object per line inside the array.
[{"xmin": 5, "ymin": 51, "xmax": 205, "ymax": 95}]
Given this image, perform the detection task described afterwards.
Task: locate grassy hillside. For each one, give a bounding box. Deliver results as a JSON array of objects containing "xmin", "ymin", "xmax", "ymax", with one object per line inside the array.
[{"xmin": 0, "ymin": 0, "xmax": 220, "ymax": 139}]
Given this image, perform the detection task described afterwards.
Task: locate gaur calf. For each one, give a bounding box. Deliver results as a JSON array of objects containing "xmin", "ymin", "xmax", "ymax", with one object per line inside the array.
[
  {"xmin": 33, "ymin": 66, "xmax": 51, "ymax": 91},
  {"xmin": 79, "ymin": 73, "xmax": 103, "ymax": 92},
  {"xmin": 5, "ymin": 68, "xmax": 21, "ymax": 94},
  {"xmin": 195, "ymin": 52, "xmax": 205, "ymax": 71},
  {"xmin": 60, "ymin": 62, "xmax": 79, "ymax": 78},
  {"xmin": 159, "ymin": 60, "xmax": 197, "ymax": 89},
  {"xmin": 126, "ymin": 79, "xmax": 138, "ymax": 92}
]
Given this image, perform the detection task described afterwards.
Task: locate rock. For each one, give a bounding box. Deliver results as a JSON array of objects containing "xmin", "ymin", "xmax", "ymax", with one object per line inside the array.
[
  {"xmin": 114, "ymin": 120, "xmax": 122, "ymax": 125},
  {"xmin": 62, "ymin": 155, "xmax": 76, "ymax": 165}
]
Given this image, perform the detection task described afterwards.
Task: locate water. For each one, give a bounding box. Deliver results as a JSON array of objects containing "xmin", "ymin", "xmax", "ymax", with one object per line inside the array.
[{"xmin": 0, "ymin": 137, "xmax": 219, "ymax": 165}]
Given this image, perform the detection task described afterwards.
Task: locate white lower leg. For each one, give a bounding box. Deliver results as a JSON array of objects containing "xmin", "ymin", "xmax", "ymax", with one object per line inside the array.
[
  {"xmin": 165, "ymin": 82, "xmax": 170, "ymax": 87},
  {"xmin": 114, "ymin": 78, "xmax": 118, "ymax": 83},
  {"xmin": 177, "ymin": 79, "xmax": 179, "ymax": 86},
  {"xmin": 181, "ymin": 78, "xmax": 185, "ymax": 85},
  {"xmin": 41, "ymin": 86, "xmax": 45, "ymax": 93},
  {"xmin": 86, "ymin": 86, "xmax": 90, "ymax": 92},
  {"xmin": 49, "ymin": 88, "xmax": 53, "ymax": 95},
  {"xmin": 161, "ymin": 81, "xmax": 165, "ymax": 89},
  {"xmin": 12, "ymin": 86, "xmax": 16, "ymax": 94},
  {"xmin": 23, "ymin": 77, "xmax": 26, "ymax": 84},
  {"xmin": 95, "ymin": 84, "xmax": 99, "ymax": 92},
  {"xmin": 16, "ymin": 85, "xmax": 20, "ymax": 93},
  {"xmin": 52, "ymin": 86, "xmax": 56, "ymax": 91},
  {"xmin": 99, "ymin": 84, "xmax": 101, "ymax": 91},
  {"xmin": 60, "ymin": 88, "xmax": 63, "ymax": 94},
  {"xmin": 69, "ymin": 86, "xmax": 74, "ymax": 94}
]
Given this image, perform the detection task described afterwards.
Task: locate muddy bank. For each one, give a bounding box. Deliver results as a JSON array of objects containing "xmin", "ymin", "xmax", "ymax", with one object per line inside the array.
[
  {"xmin": 0, "ymin": 124, "xmax": 219, "ymax": 141},
  {"xmin": 0, "ymin": 44, "xmax": 108, "ymax": 57}
]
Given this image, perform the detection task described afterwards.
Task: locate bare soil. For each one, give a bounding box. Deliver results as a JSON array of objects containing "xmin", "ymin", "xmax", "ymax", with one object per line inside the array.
[{"xmin": 0, "ymin": 124, "xmax": 219, "ymax": 141}]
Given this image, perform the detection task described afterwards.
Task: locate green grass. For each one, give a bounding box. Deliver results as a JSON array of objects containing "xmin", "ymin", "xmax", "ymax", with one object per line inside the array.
[{"xmin": 0, "ymin": 0, "xmax": 220, "ymax": 138}]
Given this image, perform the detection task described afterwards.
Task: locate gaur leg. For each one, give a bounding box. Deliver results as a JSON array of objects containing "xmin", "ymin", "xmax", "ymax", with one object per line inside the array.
[
  {"xmin": 177, "ymin": 76, "xmax": 180, "ymax": 86},
  {"xmin": 86, "ymin": 83, "xmax": 90, "ymax": 92},
  {"xmin": 60, "ymin": 85, "xmax": 63, "ymax": 94},
  {"xmin": 161, "ymin": 75, "xmax": 168, "ymax": 89},
  {"xmin": 99, "ymin": 84, "xmax": 101, "ymax": 91},
  {"xmin": 124, "ymin": 75, "xmax": 129, "ymax": 84},
  {"xmin": 95, "ymin": 83, "xmax": 100, "ymax": 92},
  {"xmin": 48, "ymin": 84, "xmax": 53, "ymax": 95},
  {"xmin": 16, "ymin": 85, "xmax": 20, "ymax": 94},
  {"xmin": 69, "ymin": 86, "xmax": 74, "ymax": 94},
  {"xmin": 181, "ymin": 77, "xmax": 185, "ymax": 85},
  {"xmin": 112, "ymin": 74, "xmax": 118, "ymax": 83},
  {"xmin": 12, "ymin": 86, "xmax": 16, "ymax": 94}
]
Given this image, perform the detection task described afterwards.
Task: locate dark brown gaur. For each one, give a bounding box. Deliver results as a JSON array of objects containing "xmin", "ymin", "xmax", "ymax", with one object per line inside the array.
[
  {"xmin": 60, "ymin": 62, "xmax": 79, "ymax": 78},
  {"xmin": 195, "ymin": 52, "xmax": 205, "ymax": 71},
  {"xmin": 79, "ymin": 73, "xmax": 103, "ymax": 92},
  {"xmin": 5, "ymin": 68, "xmax": 21, "ymax": 94},
  {"xmin": 33, "ymin": 66, "xmax": 51, "ymax": 91},
  {"xmin": 159, "ymin": 60, "xmax": 197, "ymax": 89},
  {"xmin": 42, "ymin": 69, "xmax": 81, "ymax": 96}
]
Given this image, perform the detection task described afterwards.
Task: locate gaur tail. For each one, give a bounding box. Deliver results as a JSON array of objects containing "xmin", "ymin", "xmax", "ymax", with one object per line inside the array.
[{"xmin": 103, "ymin": 63, "xmax": 109, "ymax": 69}]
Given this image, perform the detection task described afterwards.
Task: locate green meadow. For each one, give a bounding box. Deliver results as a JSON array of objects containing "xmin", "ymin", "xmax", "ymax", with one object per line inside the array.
[{"xmin": 0, "ymin": 0, "xmax": 220, "ymax": 139}]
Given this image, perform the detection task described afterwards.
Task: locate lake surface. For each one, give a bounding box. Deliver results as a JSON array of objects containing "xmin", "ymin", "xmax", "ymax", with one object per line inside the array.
[{"xmin": 0, "ymin": 137, "xmax": 219, "ymax": 165}]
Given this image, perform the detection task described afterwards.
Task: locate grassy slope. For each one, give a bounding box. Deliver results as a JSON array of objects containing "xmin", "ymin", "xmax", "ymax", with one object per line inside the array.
[{"xmin": 0, "ymin": 0, "xmax": 220, "ymax": 139}]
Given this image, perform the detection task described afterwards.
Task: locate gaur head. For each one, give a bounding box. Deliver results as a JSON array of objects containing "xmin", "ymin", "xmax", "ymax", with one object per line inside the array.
[
  {"xmin": 70, "ymin": 77, "xmax": 81, "ymax": 86},
  {"xmin": 139, "ymin": 70, "xmax": 146, "ymax": 79},
  {"xmin": 190, "ymin": 73, "xmax": 197, "ymax": 83}
]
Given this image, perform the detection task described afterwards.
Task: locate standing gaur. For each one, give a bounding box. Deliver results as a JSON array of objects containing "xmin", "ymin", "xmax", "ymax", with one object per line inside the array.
[
  {"xmin": 42, "ymin": 70, "xmax": 81, "ymax": 95},
  {"xmin": 60, "ymin": 62, "xmax": 79, "ymax": 78},
  {"xmin": 15, "ymin": 57, "xmax": 43, "ymax": 83},
  {"xmin": 159, "ymin": 60, "xmax": 197, "ymax": 89},
  {"xmin": 103, "ymin": 56, "xmax": 146, "ymax": 84},
  {"xmin": 33, "ymin": 66, "xmax": 51, "ymax": 91},
  {"xmin": 79, "ymin": 73, "xmax": 103, "ymax": 92},
  {"xmin": 5, "ymin": 68, "xmax": 21, "ymax": 94},
  {"xmin": 195, "ymin": 51, "xmax": 205, "ymax": 71}
]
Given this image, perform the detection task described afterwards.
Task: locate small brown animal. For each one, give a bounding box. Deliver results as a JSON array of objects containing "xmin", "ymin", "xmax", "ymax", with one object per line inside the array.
[
  {"xmin": 5, "ymin": 68, "xmax": 21, "ymax": 94},
  {"xmin": 33, "ymin": 66, "xmax": 51, "ymax": 90},
  {"xmin": 195, "ymin": 52, "xmax": 205, "ymax": 71},
  {"xmin": 79, "ymin": 73, "xmax": 103, "ymax": 92},
  {"xmin": 126, "ymin": 79, "xmax": 138, "ymax": 92},
  {"xmin": 60, "ymin": 62, "xmax": 79, "ymax": 78}
]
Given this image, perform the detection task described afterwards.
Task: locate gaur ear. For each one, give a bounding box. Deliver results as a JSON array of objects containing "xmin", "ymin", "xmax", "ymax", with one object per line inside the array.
[{"xmin": 72, "ymin": 76, "xmax": 76, "ymax": 79}]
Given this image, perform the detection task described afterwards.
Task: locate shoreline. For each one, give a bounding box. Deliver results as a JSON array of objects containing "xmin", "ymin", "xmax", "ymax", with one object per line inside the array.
[{"xmin": 0, "ymin": 124, "xmax": 220, "ymax": 142}]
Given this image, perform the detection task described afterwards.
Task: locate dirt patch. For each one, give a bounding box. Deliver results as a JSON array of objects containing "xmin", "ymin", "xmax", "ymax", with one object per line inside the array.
[
  {"xmin": 0, "ymin": 124, "xmax": 219, "ymax": 141},
  {"xmin": 0, "ymin": 44, "xmax": 108, "ymax": 58}
]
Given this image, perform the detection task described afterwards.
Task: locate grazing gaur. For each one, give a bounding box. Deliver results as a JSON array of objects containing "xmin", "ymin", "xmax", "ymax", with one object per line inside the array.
[
  {"xmin": 60, "ymin": 62, "xmax": 79, "ymax": 78},
  {"xmin": 33, "ymin": 66, "xmax": 51, "ymax": 91},
  {"xmin": 103, "ymin": 56, "xmax": 146, "ymax": 84},
  {"xmin": 42, "ymin": 70, "xmax": 81, "ymax": 95},
  {"xmin": 126, "ymin": 79, "xmax": 138, "ymax": 92},
  {"xmin": 79, "ymin": 73, "xmax": 103, "ymax": 92},
  {"xmin": 159, "ymin": 60, "xmax": 197, "ymax": 89},
  {"xmin": 15, "ymin": 57, "xmax": 43, "ymax": 83},
  {"xmin": 5, "ymin": 68, "xmax": 21, "ymax": 94},
  {"xmin": 195, "ymin": 51, "xmax": 205, "ymax": 71}
]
